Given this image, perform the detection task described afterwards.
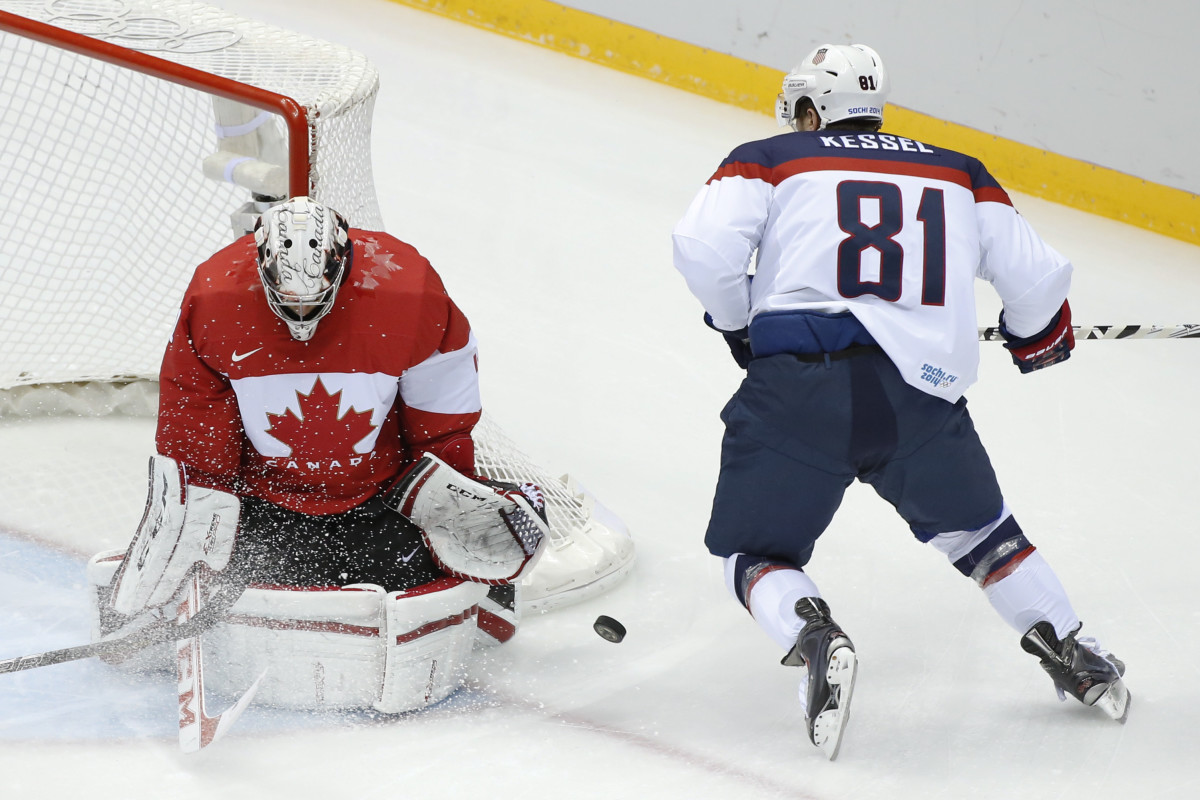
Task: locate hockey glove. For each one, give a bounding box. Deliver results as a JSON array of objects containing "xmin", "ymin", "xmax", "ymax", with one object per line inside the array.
[
  {"xmin": 999, "ymin": 300, "xmax": 1075, "ymax": 374},
  {"xmin": 383, "ymin": 455, "xmax": 548, "ymax": 584},
  {"xmin": 110, "ymin": 455, "xmax": 240, "ymax": 617},
  {"xmin": 704, "ymin": 312, "xmax": 752, "ymax": 369}
]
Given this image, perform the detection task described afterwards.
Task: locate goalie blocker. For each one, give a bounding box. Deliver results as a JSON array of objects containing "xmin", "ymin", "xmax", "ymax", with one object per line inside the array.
[{"xmin": 109, "ymin": 455, "xmax": 240, "ymax": 619}]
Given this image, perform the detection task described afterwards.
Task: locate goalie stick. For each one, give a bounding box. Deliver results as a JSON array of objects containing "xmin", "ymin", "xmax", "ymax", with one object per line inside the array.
[
  {"xmin": 176, "ymin": 572, "xmax": 264, "ymax": 752},
  {"xmin": 979, "ymin": 324, "xmax": 1200, "ymax": 341},
  {"xmin": 0, "ymin": 572, "xmax": 261, "ymax": 751},
  {"xmin": 0, "ymin": 573, "xmax": 241, "ymax": 675}
]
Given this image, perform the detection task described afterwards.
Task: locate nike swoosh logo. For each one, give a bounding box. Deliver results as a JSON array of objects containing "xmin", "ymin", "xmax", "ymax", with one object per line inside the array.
[
  {"xmin": 400, "ymin": 546, "xmax": 421, "ymax": 563},
  {"xmin": 231, "ymin": 347, "xmax": 263, "ymax": 362}
]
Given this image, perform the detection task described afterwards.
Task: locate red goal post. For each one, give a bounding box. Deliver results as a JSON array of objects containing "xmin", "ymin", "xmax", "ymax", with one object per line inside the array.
[
  {"xmin": 0, "ymin": 7, "xmax": 312, "ymax": 198},
  {"xmin": 0, "ymin": 1, "xmax": 384, "ymax": 390},
  {"xmin": 0, "ymin": 1, "xmax": 633, "ymax": 610}
]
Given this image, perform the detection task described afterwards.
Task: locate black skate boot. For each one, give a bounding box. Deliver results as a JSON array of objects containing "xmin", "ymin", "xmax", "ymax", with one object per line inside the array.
[
  {"xmin": 781, "ymin": 597, "xmax": 857, "ymax": 760},
  {"xmin": 1020, "ymin": 621, "xmax": 1130, "ymax": 723}
]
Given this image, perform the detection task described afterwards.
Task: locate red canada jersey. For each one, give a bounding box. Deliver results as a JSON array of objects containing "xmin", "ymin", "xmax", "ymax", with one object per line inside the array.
[{"xmin": 156, "ymin": 230, "xmax": 482, "ymax": 514}]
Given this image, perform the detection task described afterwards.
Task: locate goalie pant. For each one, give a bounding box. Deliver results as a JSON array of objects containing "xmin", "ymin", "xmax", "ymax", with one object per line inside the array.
[{"xmin": 89, "ymin": 551, "xmax": 519, "ymax": 713}]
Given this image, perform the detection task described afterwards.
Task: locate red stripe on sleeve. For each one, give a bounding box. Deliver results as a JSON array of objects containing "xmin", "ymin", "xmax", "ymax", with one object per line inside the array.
[
  {"xmin": 707, "ymin": 161, "xmax": 775, "ymax": 184},
  {"xmin": 973, "ymin": 185, "xmax": 1014, "ymax": 206}
]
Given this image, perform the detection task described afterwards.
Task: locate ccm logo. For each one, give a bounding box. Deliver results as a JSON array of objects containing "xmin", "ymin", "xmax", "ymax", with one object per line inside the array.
[{"xmin": 446, "ymin": 483, "xmax": 490, "ymax": 503}]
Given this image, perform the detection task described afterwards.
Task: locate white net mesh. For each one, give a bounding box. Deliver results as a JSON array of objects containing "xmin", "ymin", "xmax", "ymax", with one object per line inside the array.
[
  {"xmin": 0, "ymin": 0, "xmax": 381, "ymax": 387},
  {"xmin": 0, "ymin": 0, "xmax": 632, "ymax": 609}
]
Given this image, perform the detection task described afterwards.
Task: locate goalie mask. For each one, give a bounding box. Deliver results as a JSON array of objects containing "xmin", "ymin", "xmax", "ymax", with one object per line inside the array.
[
  {"xmin": 253, "ymin": 196, "xmax": 352, "ymax": 341},
  {"xmin": 775, "ymin": 43, "xmax": 889, "ymax": 131}
]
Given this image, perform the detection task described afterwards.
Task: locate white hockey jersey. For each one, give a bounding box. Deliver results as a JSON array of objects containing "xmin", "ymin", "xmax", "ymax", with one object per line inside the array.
[{"xmin": 672, "ymin": 130, "xmax": 1072, "ymax": 401}]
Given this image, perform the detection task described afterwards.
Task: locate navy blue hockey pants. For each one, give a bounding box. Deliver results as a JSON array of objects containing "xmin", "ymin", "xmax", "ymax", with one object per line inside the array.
[{"xmin": 705, "ymin": 349, "xmax": 1004, "ymax": 568}]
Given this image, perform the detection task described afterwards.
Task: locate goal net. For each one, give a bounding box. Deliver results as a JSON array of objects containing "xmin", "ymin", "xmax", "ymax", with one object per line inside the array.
[{"xmin": 0, "ymin": 0, "xmax": 633, "ymax": 610}]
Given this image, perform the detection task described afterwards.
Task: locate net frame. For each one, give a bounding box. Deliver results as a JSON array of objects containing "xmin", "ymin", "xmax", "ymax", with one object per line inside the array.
[
  {"xmin": 0, "ymin": 6, "xmax": 312, "ymax": 197},
  {"xmin": 1, "ymin": 1, "xmax": 383, "ymax": 388}
]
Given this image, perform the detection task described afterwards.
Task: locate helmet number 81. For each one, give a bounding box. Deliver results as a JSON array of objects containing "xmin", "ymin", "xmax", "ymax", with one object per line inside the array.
[{"xmin": 835, "ymin": 180, "xmax": 947, "ymax": 306}]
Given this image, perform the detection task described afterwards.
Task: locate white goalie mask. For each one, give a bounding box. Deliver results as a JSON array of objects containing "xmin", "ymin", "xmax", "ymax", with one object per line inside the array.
[
  {"xmin": 775, "ymin": 43, "xmax": 889, "ymax": 130},
  {"xmin": 253, "ymin": 196, "xmax": 352, "ymax": 341}
]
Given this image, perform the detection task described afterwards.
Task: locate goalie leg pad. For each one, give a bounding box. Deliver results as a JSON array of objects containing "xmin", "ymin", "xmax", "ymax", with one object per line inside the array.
[
  {"xmin": 110, "ymin": 455, "xmax": 240, "ymax": 616},
  {"xmin": 384, "ymin": 454, "xmax": 548, "ymax": 584},
  {"xmin": 200, "ymin": 579, "xmax": 489, "ymax": 712},
  {"xmin": 88, "ymin": 549, "xmax": 129, "ymax": 642},
  {"xmin": 377, "ymin": 579, "xmax": 489, "ymax": 713},
  {"xmin": 476, "ymin": 583, "xmax": 520, "ymax": 646},
  {"xmin": 205, "ymin": 584, "xmax": 391, "ymax": 709}
]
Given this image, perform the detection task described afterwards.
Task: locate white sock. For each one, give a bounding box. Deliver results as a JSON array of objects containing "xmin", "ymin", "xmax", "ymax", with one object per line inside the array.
[
  {"xmin": 982, "ymin": 550, "xmax": 1080, "ymax": 638},
  {"xmin": 723, "ymin": 556, "xmax": 822, "ymax": 651}
]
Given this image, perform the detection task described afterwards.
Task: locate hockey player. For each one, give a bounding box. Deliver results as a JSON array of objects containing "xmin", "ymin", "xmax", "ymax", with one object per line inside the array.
[
  {"xmin": 672, "ymin": 44, "xmax": 1129, "ymax": 759},
  {"xmin": 94, "ymin": 196, "xmax": 548, "ymax": 713}
]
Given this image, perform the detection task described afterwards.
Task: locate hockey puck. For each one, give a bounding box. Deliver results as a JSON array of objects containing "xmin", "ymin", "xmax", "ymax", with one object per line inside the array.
[{"xmin": 593, "ymin": 615, "xmax": 626, "ymax": 643}]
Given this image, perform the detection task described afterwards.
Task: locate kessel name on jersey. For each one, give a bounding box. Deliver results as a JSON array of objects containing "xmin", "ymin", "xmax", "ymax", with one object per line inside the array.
[{"xmin": 818, "ymin": 133, "xmax": 935, "ymax": 153}]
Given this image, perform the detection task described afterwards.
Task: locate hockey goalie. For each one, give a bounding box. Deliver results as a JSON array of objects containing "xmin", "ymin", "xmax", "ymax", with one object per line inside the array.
[{"xmin": 87, "ymin": 197, "xmax": 549, "ymax": 714}]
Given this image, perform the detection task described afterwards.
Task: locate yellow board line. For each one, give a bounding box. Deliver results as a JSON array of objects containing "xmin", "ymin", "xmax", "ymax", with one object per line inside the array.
[{"xmin": 388, "ymin": 0, "xmax": 1198, "ymax": 246}]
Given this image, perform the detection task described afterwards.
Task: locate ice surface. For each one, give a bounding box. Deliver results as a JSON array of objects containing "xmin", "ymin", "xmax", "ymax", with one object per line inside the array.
[{"xmin": 1, "ymin": 1, "xmax": 1198, "ymax": 797}]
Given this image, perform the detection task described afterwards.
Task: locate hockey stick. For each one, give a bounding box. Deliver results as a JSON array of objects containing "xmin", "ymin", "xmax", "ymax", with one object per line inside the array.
[
  {"xmin": 176, "ymin": 572, "xmax": 264, "ymax": 752},
  {"xmin": 0, "ymin": 598, "xmax": 222, "ymax": 675},
  {"xmin": 0, "ymin": 572, "xmax": 243, "ymax": 675},
  {"xmin": 0, "ymin": 572, "xmax": 262, "ymax": 751},
  {"xmin": 979, "ymin": 324, "xmax": 1200, "ymax": 341}
]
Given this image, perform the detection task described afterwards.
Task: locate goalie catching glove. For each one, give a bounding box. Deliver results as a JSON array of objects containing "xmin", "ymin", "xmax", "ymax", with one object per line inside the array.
[
  {"xmin": 110, "ymin": 455, "xmax": 240, "ymax": 617},
  {"xmin": 383, "ymin": 454, "xmax": 549, "ymax": 585}
]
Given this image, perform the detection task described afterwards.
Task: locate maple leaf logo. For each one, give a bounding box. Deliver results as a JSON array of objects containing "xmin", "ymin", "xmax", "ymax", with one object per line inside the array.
[{"xmin": 265, "ymin": 378, "xmax": 378, "ymax": 459}]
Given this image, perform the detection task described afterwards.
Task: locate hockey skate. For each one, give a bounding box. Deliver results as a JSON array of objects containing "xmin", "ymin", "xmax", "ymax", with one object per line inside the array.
[
  {"xmin": 1020, "ymin": 621, "xmax": 1130, "ymax": 723},
  {"xmin": 781, "ymin": 597, "xmax": 857, "ymax": 760}
]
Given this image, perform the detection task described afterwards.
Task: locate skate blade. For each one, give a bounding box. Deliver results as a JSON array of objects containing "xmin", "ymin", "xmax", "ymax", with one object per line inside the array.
[
  {"xmin": 811, "ymin": 645, "xmax": 857, "ymax": 761},
  {"xmin": 1093, "ymin": 678, "xmax": 1131, "ymax": 724}
]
